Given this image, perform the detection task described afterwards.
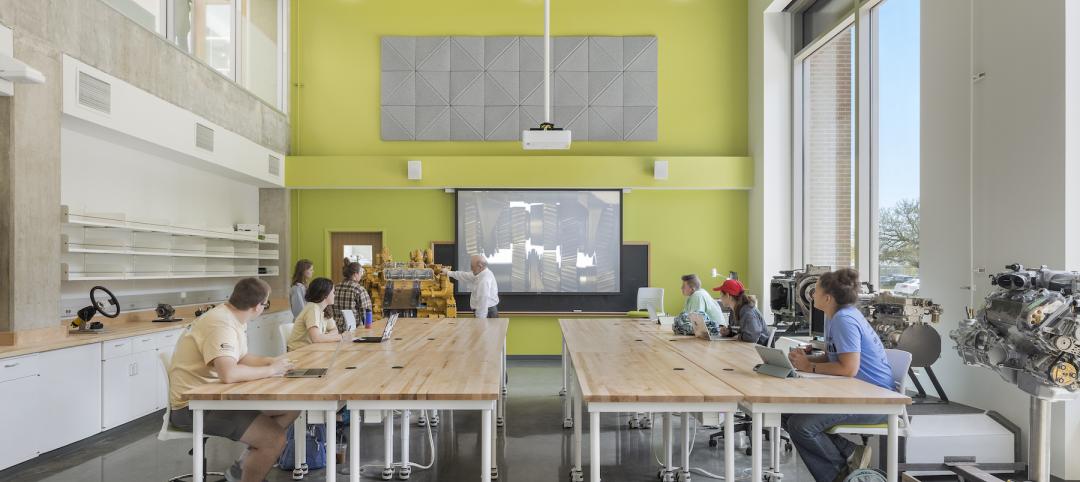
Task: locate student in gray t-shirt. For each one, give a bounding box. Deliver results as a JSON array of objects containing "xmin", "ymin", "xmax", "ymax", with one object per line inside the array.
[{"xmin": 713, "ymin": 278, "xmax": 769, "ymax": 345}]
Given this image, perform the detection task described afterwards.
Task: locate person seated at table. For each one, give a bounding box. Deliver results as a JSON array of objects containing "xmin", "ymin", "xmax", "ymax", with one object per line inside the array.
[
  {"xmin": 713, "ymin": 279, "xmax": 769, "ymax": 345},
  {"xmin": 287, "ymin": 277, "xmax": 342, "ymax": 351},
  {"xmin": 331, "ymin": 261, "xmax": 372, "ymax": 333},
  {"xmin": 671, "ymin": 274, "xmax": 727, "ymax": 337},
  {"xmin": 289, "ymin": 259, "xmax": 314, "ymax": 317},
  {"xmin": 168, "ymin": 278, "xmax": 298, "ymax": 482},
  {"xmin": 783, "ymin": 268, "xmax": 894, "ymax": 482}
]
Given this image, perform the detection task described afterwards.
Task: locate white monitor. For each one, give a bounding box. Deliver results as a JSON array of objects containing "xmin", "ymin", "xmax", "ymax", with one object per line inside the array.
[{"xmin": 637, "ymin": 287, "xmax": 665, "ymax": 315}]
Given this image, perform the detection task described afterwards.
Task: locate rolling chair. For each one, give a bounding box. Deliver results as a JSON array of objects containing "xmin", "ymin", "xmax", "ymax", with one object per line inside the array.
[
  {"xmin": 707, "ymin": 327, "xmax": 793, "ymax": 455},
  {"xmin": 157, "ymin": 343, "xmax": 227, "ymax": 482}
]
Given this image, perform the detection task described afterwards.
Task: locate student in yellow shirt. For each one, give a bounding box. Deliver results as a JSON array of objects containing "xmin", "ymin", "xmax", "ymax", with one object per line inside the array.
[
  {"xmin": 168, "ymin": 278, "xmax": 297, "ymax": 482},
  {"xmin": 287, "ymin": 277, "xmax": 342, "ymax": 351}
]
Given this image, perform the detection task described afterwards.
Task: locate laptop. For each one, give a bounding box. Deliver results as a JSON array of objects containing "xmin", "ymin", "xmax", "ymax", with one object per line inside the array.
[
  {"xmin": 354, "ymin": 313, "xmax": 398, "ymax": 343},
  {"xmin": 341, "ymin": 309, "xmax": 357, "ymax": 331},
  {"xmin": 689, "ymin": 312, "xmax": 723, "ymax": 341},
  {"xmin": 285, "ymin": 335, "xmax": 346, "ymax": 378}
]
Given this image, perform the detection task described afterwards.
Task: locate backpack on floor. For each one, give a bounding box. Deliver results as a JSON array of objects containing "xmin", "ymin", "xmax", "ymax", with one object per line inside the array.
[
  {"xmin": 277, "ymin": 424, "xmax": 327, "ymax": 471},
  {"xmin": 845, "ymin": 468, "xmax": 887, "ymax": 482}
]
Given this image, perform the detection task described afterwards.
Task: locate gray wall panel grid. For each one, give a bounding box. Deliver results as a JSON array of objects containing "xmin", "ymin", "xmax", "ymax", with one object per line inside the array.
[{"xmin": 380, "ymin": 35, "xmax": 657, "ymax": 141}]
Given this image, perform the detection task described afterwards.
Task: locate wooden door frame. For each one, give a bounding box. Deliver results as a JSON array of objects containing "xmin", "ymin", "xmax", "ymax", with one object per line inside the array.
[{"xmin": 324, "ymin": 228, "xmax": 387, "ymax": 279}]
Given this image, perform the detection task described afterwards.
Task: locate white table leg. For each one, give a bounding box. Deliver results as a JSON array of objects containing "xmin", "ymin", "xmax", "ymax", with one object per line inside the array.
[
  {"xmin": 562, "ymin": 342, "xmax": 572, "ymax": 427},
  {"xmin": 590, "ymin": 411, "xmax": 601, "ymax": 482},
  {"xmin": 192, "ymin": 408, "xmax": 204, "ymax": 482},
  {"xmin": 681, "ymin": 412, "xmax": 691, "ymax": 479},
  {"xmin": 771, "ymin": 426, "xmax": 781, "ymax": 473},
  {"xmin": 326, "ymin": 409, "xmax": 337, "ymax": 482},
  {"xmin": 482, "ymin": 407, "xmax": 492, "ymax": 482},
  {"xmin": 887, "ymin": 414, "xmax": 898, "ymax": 482},
  {"xmin": 295, "ymin": 411, "xmax": 306, "ymax": 474},
  {"xmin": 752, "ymin": 412, "xmax": 763, "ymax": 482},
  {"xmin": 574, "ymin": 375, "xmax": 583, "ymax": 474},
  {"xmin": 384, "ymin": 410, "xmax": 394, "ymax": 476},
  {"xmin": 351, "ymin": 409, "xmax": 360, "ymax": 482},
  {"xmin": 402, "ymin": 410, "xmax": 410, "ymax": 473},
  {"xmin": 491, "ymin": 405, "xmax": 498, "ymax": 477},
  {"xmin": 724, "ymin": 412, "xmax": 735, "ymax": 482},
  {"xmin": 663, "ymin": 413, "xmax": 673, "ymax": 471}
]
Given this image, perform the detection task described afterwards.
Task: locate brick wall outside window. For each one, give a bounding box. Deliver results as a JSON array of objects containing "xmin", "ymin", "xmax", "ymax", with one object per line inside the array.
[{"xmin": 802, "ymin": 27, "xmax": 855, "ymax": 269}]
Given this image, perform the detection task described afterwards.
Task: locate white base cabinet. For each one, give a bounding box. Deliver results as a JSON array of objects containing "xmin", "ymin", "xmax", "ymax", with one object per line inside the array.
[
  {"xmin": 0, "ymin": 354, "xmax": 42, "ymax": 470},
  {"xmin": 39, "ymin": 343, "xmax": 102, "ymax": 453}
]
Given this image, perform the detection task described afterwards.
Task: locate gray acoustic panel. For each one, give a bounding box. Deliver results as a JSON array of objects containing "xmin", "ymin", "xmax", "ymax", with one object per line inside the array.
[{"xmin": 381, "ymin": 35, "xmax": 656, "ymax": 141}]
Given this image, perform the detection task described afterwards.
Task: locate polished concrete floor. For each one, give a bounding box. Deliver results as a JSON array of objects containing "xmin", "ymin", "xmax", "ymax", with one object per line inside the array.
[{"xmin": 0, "ymin": 359, "xmax": 813, "ymax": 482}]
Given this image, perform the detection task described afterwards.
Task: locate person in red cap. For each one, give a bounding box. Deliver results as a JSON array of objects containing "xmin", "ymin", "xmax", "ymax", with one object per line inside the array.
[{"xmin": 713, "ymin": 279, "xmax": 769, "ymax": 345}]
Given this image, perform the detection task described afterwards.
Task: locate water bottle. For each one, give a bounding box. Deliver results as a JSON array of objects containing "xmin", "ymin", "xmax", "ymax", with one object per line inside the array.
[{"xmin": 364, "ymin": 310, "xmax": 373, "ymax": 329}]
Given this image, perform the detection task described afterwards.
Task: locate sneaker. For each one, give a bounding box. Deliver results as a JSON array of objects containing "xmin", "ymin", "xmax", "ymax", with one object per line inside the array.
[
  {"xmin": 847, "ymin": 444, "xmax": 872, "ymax": 471},
  {"xmin": 224, "ymin": 461, "xmax": 243, "ymax": 482}
]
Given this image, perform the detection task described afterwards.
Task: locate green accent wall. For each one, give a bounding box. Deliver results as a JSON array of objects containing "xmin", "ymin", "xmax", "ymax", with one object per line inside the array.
[
  {"xmin": 286, "ymin": 0, "xmax": 751, "ymax": 355},
  {"xmin": 291, "ymin": 188, "xmax": 747, "ymax": 355},
  {"xmin": 289, "ymin": 0, "xmax": 747, "ymax": 157}
]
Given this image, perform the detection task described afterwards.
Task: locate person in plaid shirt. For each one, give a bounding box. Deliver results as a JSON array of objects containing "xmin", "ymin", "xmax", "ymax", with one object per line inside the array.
[{"xmin": 331, "ymin": 261, "xmax": 372, "ymax": 333}]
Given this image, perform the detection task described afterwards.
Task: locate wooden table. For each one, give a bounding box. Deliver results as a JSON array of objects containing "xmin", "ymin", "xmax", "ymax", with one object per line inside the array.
[
  {"xmin": 561, "ymin": 319, "xmax": 743, "ymax": 482},
  {"xmin": 561, "ymin": 318, "xmax": 911, "ymax": 482},
  {"xmin": 182, "ymin": 317, "xmax": 508, "ymax": 482}
]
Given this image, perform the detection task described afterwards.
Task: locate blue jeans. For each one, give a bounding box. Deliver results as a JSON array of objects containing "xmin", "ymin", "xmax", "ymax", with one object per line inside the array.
[{"xmin": 782, "ymin": 413, "xmax": 886, "ymax": 482}]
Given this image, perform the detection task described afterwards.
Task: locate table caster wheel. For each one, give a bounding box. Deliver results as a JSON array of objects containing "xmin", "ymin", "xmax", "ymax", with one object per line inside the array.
[
  {"xmin": 381, "ymin": 467, "xmax": 394, "ymax": 480},
  {"xmin": 417, "ymin": 415, "xmax": 427, "ymax": 427},
  {"xmin": 430, "ymin": 413, "xmax": 440, "ymax": 427},
  {"xmin": 559, "ymin": 388, "xmax": 567, "ymax": 396},
  {"xmin": 678, "ymin": 470, "xmax": 691, "ymax": 482},
  {"xmin": 299, "ymin": 463, "xmax": 310, "ymax": 475},
  {"xmin": 491, "ymin": 467, "xmax": 499, "ymax": 479},
  {"xmin": 570, "ymin": 469, "xmax": 584, "ymax": 482},
  {"xmin": 563, "ymin": 418, "xmax": 573, "ymax": 429},
  {"xmin": 497, "ymin": 417, "xmax": 505, "ymax": 427},
  {"xmin": 291, "ymin": 468, "xmax": 305, "ymax": 480},
  {"xmin": 503, "ymin": 387, "xmax": 508, "ymax": 396},
  {"xmin": 708, "ymin": 438, "xmax": 718, "ymax": 447},
  {"xmin": 398, "ymin": 467, "xmax": 412, "ymax": 480},
  {"xmin": 642, "ymin": 419, "xmax": 653, "ymax": 429}
]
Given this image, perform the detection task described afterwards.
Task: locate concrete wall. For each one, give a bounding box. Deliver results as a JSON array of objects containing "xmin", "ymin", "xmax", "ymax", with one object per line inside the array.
[
  {"xmin": 0, "ymin": 0, "xmax": 290, "ymax": 332},
  {"xmin": 259, "ymin": 188, "xmax": 290, "ymax": 296}
]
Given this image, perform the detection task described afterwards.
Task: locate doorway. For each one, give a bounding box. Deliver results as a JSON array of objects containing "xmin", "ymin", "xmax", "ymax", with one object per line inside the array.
[{"xmin": 330, "ymin": 232, "xmax": 383, "ymax": 283}]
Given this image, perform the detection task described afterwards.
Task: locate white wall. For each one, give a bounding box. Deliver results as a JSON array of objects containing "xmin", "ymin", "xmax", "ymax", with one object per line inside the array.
[
  {"xmin": 922, "ymin": 0, "xmax": 1080, "ymax": 478},
  {"xmin": 59, "ymin": 116, "xmax": 261, "ymax": 304},
  {"xmin": 748, "ymin": 0, "xmax": 794, "ymax": 317}
]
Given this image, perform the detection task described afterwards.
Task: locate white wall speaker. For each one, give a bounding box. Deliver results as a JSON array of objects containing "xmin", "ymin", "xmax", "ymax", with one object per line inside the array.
[
  {"xmin": 654, "ymin": 160, "xmax": 669, "ymax": 180},
  {"xmin": 407, "ymin": 160, "xmax": 422, "ymax": 180}
]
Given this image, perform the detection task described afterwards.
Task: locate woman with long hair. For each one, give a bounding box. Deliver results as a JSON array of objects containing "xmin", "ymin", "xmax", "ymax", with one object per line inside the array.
[
  {"xmin": 286, "ymin": 277, "xmax": 341, "ymax": 351},
  {"xmin": 289, "ymin": 259, "xmax": 314, "ymax": 317},
  {"xmin": 714, "ymin": 279, "xmax": 769, "ymax": 345}
]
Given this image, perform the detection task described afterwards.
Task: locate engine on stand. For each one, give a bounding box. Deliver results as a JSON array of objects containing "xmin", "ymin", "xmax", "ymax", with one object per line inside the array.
[
  {"xmin": 860, "ymin": 293, "xmax": 947, "ymax": 402},
  {"xmin": 361, "ymin": 248, "xmax": 457, "ymax": 320},
  {"xmin": 769, "ymin": 265, "xmax": 830, "ymax": 336},
  {"xmin": 948, "ymin": 264, "xmax": 1080, "ymax": 482}
]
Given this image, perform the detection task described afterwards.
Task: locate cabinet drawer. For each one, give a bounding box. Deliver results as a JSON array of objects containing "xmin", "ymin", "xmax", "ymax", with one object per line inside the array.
[
  {"xmin": 155, "ymin": 329, "xmax": 183, "ymax": 350},
  {"xmin": 101, "ymin": 338, "xmax": 133, "ymax": 360},
  {"xmin": 133, "ymin": 335, "xmax": 157, "ymax": 354},
  {"xmin": 0, "ymin": 354, "xmax": 40, "ymax": 383}
]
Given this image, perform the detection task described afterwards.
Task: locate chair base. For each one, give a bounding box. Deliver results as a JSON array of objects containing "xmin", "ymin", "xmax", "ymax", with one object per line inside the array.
[{"xmin": 167, "ymin": 471, "xmax": 226, "ymax": 482}]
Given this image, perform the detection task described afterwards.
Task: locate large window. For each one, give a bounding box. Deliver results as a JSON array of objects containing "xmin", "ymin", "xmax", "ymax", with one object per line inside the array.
[
  {"xmin": 871, "ymin": 0, "xmax": 920, "ymax": 292},
  {"xmin": 105, "ymin": 0, "xmax": 287, "ymax": 111},
  {"xmin": 799, "ymin": 25, "xmax": 856, "ymax": 269}
]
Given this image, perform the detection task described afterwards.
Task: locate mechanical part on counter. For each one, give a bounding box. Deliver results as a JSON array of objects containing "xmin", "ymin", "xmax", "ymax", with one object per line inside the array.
[
  {"xmin": 194, "ymin": 304, "xmax": 216, "ymax": 317},
  {"xmin": 769, "ymin": 265, "xmax": 830, "ymax": 336},
  {"xmin": 861, "ymin": 292, "xmax": 947, "ymax": 402},
  {"xmin": 362, "ymin": 248, "xmax": 457, "ymax": 319},
  {"xmin": 152, "ymin": 303, "xmax": 183, "ymax": 323},
  {"xmin": 951, "ymin": 264, "xmax": 1080, "ymax": 395},
  {"xmin": 69, "ymin": 285, "xmax": 119, "ymax": 334}
]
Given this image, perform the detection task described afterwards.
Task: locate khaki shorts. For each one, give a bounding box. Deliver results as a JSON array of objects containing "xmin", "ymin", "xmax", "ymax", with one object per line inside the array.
[{"xmin": 169, "ymin": 406, "xmax": 261, "ymax": 442}]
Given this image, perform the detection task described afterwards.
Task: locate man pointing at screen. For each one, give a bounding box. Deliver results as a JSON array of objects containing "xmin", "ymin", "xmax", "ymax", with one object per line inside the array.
[{"xmin": 445, "ymin": 254, "xmax": 500, "ymax": 318}]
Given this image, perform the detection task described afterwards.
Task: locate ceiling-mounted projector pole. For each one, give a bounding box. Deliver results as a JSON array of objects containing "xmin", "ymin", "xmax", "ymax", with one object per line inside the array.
[
  {"xmin": 522, "ymin": 0, "xmax": 571, "ymax": 149},
  {"xmin": 544, "ymin": 0, "xmax": 551, "ymax": 123}
]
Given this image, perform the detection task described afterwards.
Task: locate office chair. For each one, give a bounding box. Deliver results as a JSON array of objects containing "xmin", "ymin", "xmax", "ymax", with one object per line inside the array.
[{"xmin": 826, "ymin": 349, "xmax": 913, "ymax": 469}]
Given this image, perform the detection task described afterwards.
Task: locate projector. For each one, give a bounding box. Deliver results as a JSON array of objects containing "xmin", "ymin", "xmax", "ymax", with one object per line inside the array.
[{"xmin": 522, "ymin": 128, "xmax": 572, "ymax": 150}]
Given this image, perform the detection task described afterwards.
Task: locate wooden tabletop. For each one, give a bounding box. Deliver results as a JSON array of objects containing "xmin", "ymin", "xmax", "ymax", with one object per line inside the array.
[
  {"xmin": 561, "ymin": 318, "xmax": 910, "ymax": 406},
  {"xmin": 183, "ymin": 318, "xmax": 509, "ymax": 402}
]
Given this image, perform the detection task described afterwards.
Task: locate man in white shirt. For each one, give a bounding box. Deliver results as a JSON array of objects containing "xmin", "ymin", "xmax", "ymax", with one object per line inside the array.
[{"xmin": 445, "ymin": 254, "xmax": 500, "ymax": 318}]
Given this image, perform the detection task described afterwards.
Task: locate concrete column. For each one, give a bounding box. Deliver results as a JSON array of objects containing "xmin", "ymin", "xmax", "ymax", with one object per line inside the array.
[{"xmin": 260, "ymin": 188, "xmax": 291, "ymax": 295}]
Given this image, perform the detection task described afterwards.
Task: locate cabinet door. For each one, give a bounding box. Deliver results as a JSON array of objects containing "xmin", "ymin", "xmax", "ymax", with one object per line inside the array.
[
  {"xmin": 131, "ymin": 350, "xmax": 162, "ymax": 415},
  {"xmin": 0, "ymin": 375, "xmax": 42, "ymax": 470},
  {"xmin": 39, "ymin": 344, "xmax": 102, "ymax": 453},
  {"xmin": 102, "ymin": 356, "xmax": 136, "ymax": 431}
]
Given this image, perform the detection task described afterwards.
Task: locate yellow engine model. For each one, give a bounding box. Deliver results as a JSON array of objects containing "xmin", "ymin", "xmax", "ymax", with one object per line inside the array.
[{"xmin": 361, "ymin": 248, "xmax": 457, "ymax": 319}]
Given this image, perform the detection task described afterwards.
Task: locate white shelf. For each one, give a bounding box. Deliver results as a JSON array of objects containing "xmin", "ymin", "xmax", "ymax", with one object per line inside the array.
[
  {"xmin": 62, "ymin": 243, "xmax": 278, "ymax": 261},
  {"xmin": 61, "ymin": 206, "xmax": 279, "ymax": 245},
  {"xmin": 61, "ymin": 268, "xmax": 274, "ymax": 282}
]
